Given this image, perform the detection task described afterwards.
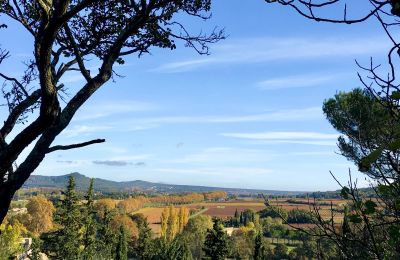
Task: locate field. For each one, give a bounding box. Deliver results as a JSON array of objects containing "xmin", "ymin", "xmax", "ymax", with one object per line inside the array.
[{"xmin": 135, "ymin": 198, "xmax": 347, "ymax": 235}]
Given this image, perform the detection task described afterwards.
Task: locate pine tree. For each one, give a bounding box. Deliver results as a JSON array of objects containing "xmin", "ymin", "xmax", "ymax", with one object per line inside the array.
[
  {"xmin": 97, "ymin": 208, "xmax": 118, "ymax": 259},
  {"xmin": 82, "ymin": 179, "xmax": 97, "ymax": 260},
  {"xmin": 136, "ymin": 218, "xmax": 155, "ymax": 259},
  {"xmin": 116, "ymin": 225, "xmax": 128, "ymax": 260},
  {"xmin": 53, "ymin": 176, "xmax": 83, "ymax": 259},
  {"xmin": 203, "ymin": 219, "xmax": 229, "ymax": 260}
]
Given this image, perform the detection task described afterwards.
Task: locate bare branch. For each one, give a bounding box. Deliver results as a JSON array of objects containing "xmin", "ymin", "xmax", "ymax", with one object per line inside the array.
[{"xmin": 47, "ymin": 138, "xmax": 105, "ymax": 153}]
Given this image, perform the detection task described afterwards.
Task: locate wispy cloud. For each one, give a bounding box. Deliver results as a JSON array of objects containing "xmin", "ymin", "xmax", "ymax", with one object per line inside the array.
[
  {"xmin": 154, "ymin": 37, "xmax": 389, "ymax": 73},
  {"xmin": 153, "ymin": 167, "xmax": 272, "ymax": 175},
  {"xmin": 221, "ymin": 131, "xmax": 339, "ymax": 146},
  {"xmin": 126, "ymin": 107, "xmax": 323, "ymax": 125},
  {"xmin": 93, "ymin": 160, "xmax": 131, "ymax": 167},
  {"xmin": 75, "ymin": 101, "xmax": 158, "ymax": 121},
  {"xmin": 167, "ymin": 147, "xmax": 274, "ymax": 164},
  {"xmin": 257, "ymin": 73, "xmax": 348, "ymax": 90},
  {"xmin": 62, "ymin": 125, "xmax": 113, "ymax": 137}
]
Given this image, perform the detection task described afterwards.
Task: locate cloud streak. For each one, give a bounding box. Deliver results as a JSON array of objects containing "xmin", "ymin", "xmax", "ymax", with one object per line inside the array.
[
  {"xmin": 125, "ymin": 107, "xmax": 323, "ymax": 125},
  {"xmin": 154, "ymin": 37, "xmax": 389, "ymax": 73},
  {"xmin": 221, "ymin": 131, "xmax": 339, "ymax": 146},
  {"xmin": 257, "ymin": 73, "xmax": 348, "ymax": 90}
]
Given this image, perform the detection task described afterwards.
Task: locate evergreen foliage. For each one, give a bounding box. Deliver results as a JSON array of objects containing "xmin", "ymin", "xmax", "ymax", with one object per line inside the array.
[
  {"xmin": 203, "ymin": 219, "xmax": 229, "ymax": 260},
  {"xmin": 116, "ymin": 225, "xmax": 128, "ymax": 260},
  {"xmin": 44, "ymin": 176, "xmax": 83, "ymax": 259}
]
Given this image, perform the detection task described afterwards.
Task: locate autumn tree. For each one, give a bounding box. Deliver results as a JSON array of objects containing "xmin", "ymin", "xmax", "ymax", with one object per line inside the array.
[
  {"xmin": 160, "ymin": 205, "xmax": 189, "ymax": 241},
  {"xmin": 0, "ymin": 0, "xmax": 224, "ymax": 224},
  {"xmin": 25, "ymin": 195, "xmax": 55, "ymax": 235}
]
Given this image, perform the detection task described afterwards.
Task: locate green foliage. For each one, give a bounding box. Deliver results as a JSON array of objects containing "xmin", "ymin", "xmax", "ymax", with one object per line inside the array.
[
  {"xmin": 42, "ymin": 176, "xmax": 83, "ymax": 259},
  {"xmin": 286, "ymin": 209, "xmax": 316, "ymax": 224},
  {"xmin": 82, "ymin": 179, "xmax": 97, "ymax": 260},
  {"xmin": 116, "ymin": 226, "xmax": 128, "ymax": 260},
  {"xmin": 274, "ymin": 243, "xmax": 288, "ymax": 260},
  {"xmin": 323, "ymin": 88, "xmax": 400, "ymax": 177},
  {"xmin": 181, "ymin": 215, "xmax": 212, "ymax": 259},
  {"xmin": 258, "ymin": 206, "xmax": 288, "ymax": 219},
  {"xmin": 152, "ymin": 237, "xmax": 193, "ymax": 260},
  {"xmin": 0, "ymin": 221, "xmax": 24, "ymax": 259},
  {"xmin": 203, "ymin": 219, "xmax": 229, "ymax": 260},
  {"xmin": 134, "ymin": 216, "xmax": 155, "ymax": 260}
]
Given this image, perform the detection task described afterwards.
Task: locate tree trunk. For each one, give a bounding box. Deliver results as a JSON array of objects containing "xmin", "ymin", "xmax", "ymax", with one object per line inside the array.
[{"xmin": 0, "ymin": 185, "xmax": 15, "ymax": 225}]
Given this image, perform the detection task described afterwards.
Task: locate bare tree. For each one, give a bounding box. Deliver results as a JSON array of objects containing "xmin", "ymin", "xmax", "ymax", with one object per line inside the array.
[{"xmin": 0, "ymin": 0, "xmax": 224, "ymax": 224}]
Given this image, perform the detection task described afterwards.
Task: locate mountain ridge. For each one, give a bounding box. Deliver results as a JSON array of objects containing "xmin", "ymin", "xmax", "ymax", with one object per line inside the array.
[{"xmin": 23, "ymin": 172, "xmax": 305, "ymax": 195}]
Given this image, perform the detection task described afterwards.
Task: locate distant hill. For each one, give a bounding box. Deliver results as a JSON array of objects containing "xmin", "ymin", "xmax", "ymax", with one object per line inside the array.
[{"xmin": 24, "ymin": 172, "xmax": 304, "ymax": 196}]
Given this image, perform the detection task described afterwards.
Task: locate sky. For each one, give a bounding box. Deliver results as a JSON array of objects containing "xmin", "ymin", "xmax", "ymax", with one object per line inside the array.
[{"xmin": 0, "ymin": 1, "xmax": 391, "ymax": 191}]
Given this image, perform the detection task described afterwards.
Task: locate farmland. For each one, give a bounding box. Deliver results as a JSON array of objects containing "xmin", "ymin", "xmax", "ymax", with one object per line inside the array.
[{"xmin": 135, "ymin": 198, "xmax": 347, "ymax": 235}]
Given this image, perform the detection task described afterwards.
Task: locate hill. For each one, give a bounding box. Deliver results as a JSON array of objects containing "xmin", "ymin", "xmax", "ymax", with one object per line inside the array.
[{"xmin": 23, "ymin": 172, "xmax": 303, "ymax": 196}]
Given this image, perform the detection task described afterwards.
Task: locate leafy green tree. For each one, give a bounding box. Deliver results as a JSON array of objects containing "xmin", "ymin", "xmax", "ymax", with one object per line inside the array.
[
  {"xmin": 259, "ymin": 206, "xmax": 288, "ymax": 220},
  {"xmin": 116, "ymin": 225, "xmax": 128, "ymax": 260},
  {"xmin": 152, "ymin": 237, "xmax": 193, "ymax": 260},
  {"xmin": 286, "ymin": 209, "xmax": 315, "ymax": 224},
  {"xmin": 203, "ymin": 219, "xmax": 229, "ymax": 260},
  {"xmin": 181, "ymin": 215, "xmax": 213, "ymax": 259},
  {"xmin": 0, "ymin": 220, "xmax": 24, "ymax": 259}
]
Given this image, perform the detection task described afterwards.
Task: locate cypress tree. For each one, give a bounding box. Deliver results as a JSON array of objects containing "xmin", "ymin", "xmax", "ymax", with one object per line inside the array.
[
  {"xmin": 136, "ymin": 218, "xmax": 154, "ymax": 259},
  {"xmin": 254, "ymin": 232, "xmax": 264, "ymax": 260},
  {"xmin": 53, "ymin": 176, "xmax": 82, "ymax": 259},
  {"xmin": 116, "ymin": 225, "xmax": 128, "ymax": 260},
  {"xmin": 97, "ymin": 208, "xmax": 117, "ymax": 259},
  {"xmin": 82, "ymin": 179, "xmax": 97, "ymax": 259},
  {"xmin": 203, "ymin": 219, "xmax": 229, "ymax": 260}
]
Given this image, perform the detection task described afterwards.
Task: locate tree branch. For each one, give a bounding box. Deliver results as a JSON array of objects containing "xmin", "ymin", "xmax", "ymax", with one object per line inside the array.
[{"xmin": 47, "ymin": 138, "xmax": 105, "ymax": 153}]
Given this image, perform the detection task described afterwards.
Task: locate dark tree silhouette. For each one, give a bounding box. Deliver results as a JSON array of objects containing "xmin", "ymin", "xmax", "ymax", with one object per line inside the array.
[{"xmin": 0, "ymin": 0, "xmax": 224, "ymax": 224}]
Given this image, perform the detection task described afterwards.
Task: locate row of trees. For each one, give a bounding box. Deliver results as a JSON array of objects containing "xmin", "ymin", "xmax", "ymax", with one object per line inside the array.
[{"xmin": 160, "ymin": 206, "xmax": 190, "ymax": 241}]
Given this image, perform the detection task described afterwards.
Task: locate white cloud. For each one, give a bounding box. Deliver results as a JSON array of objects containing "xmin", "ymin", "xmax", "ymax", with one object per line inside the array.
[
  {"xmin": 257, "ymin": 73, "xmax": 347, "ymax": 90},
  {"xmin": 221, "ymin": 131, "xmax": 339, "ymax": 146},
  {"xmin": 221, "ymin": 131, "xmax": 338, "ymax": 140},
  {"xmin": 153, "ymin": 167, "xmax": 272, "ymax": 176},
  {"xmin": 125, "ymin": 107, "xmax": 323, "ymax": 125},
  {"xmin": 75, "ymin": 101, "xmax": 158, "ymax": 121},
  {"xmin": 62, "ymin": 125, "xmax": 113, "ymax": 137},
  {"xmin": 167, "ymin": 147, "xmax": 274, "ymax": 164},
  {"xmin": 154, "ymin": 37, "xmax": 389, "ymax": 73}
]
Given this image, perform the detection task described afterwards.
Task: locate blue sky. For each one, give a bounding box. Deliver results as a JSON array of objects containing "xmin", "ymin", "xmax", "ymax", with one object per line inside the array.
[{"xmin": 0, "ymin": 1, "xmax": 390, "ymax": 191}]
